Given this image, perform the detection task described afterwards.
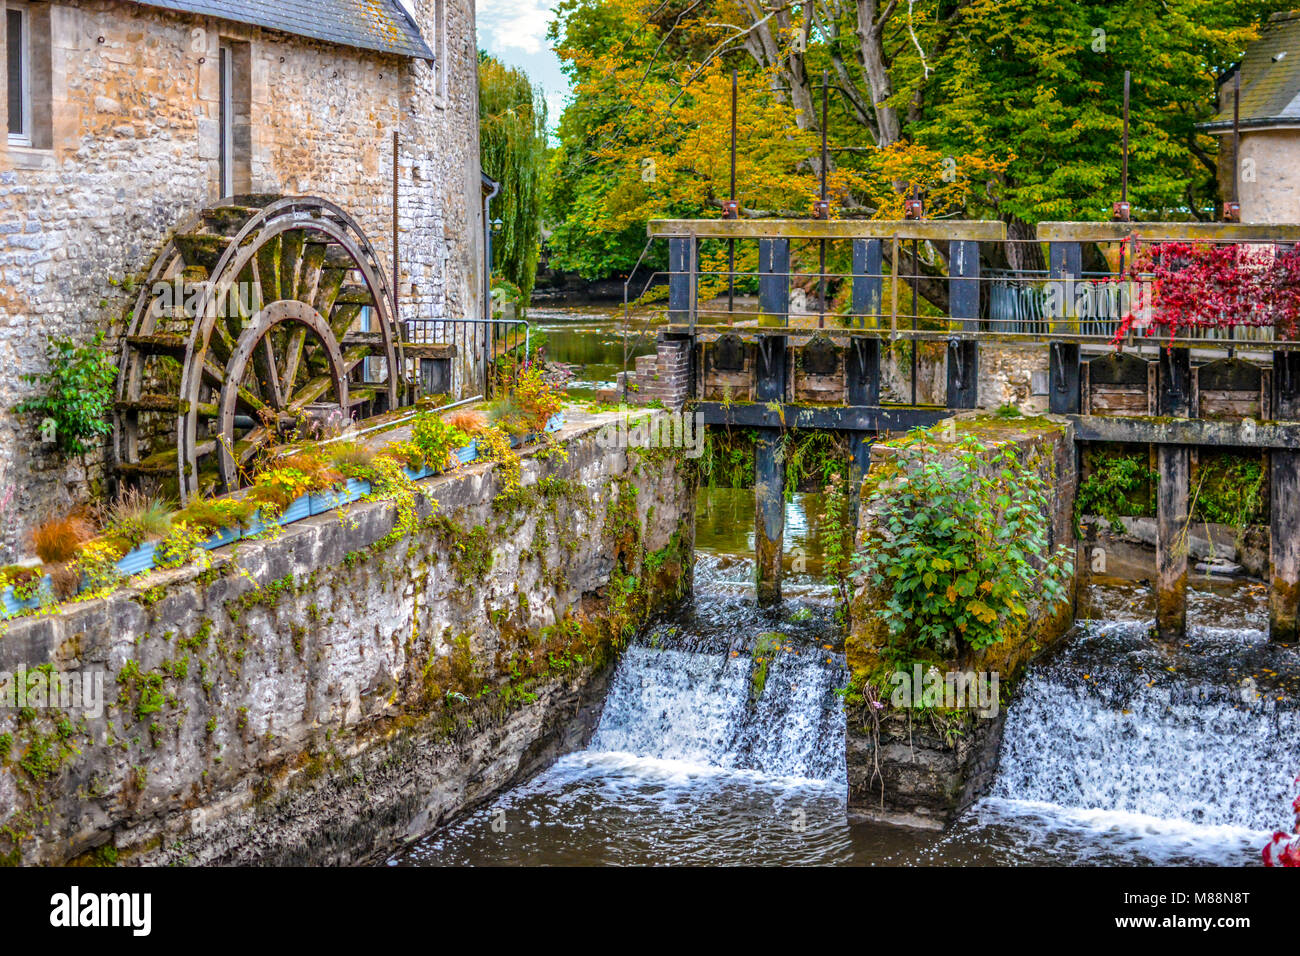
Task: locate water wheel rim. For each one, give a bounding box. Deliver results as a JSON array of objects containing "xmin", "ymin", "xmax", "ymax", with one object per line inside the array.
[
  {"xmin": 215, "ymin": 300, "xmax": 349, "ymax": 493},
  {"xmin": 175, "ymin": 198, "xmax": 400, "ymax": 500}
]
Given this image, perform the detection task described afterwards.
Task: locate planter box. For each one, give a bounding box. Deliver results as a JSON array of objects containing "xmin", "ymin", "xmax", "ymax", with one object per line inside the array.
[
  {"xmin": 2, "ymin": 577, "xmax": 51, "ymax": 617},
  {"xmin": 279, "ymin": 494, "xmax": 311, "ymax": 526},
  {"xmin": 201, "ymin": 526, "xmax": 241, "ymax": 550},
  {"xmin": 345, "ymin": 478, "xmax": 371, "ymax": 501},
  {"xmin": 455, "ymin": 441, "xmax": 479, "ymax": 465},
  {"xmin": 308, "ymin": 487, "xmax": 350, "ymax": 516},
  {"xmin": 115, "ymin": 543, "xmax": 159, "ymax": 577}
]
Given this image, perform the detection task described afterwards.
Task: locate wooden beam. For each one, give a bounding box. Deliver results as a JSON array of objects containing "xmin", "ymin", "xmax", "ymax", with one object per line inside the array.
[
  {"xmin": 1068, "ymin": 415, "xmax": 1300, "ymax": 449},
  {"xmin": 648, "ymin": 219, "xmax": 1007, "ymax": 242},
  {"xmin": 1038, "ymin": 221, "xmax": 1300, "ymax": 243}
]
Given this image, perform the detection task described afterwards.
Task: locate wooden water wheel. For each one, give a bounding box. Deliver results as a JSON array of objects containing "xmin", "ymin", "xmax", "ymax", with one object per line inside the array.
[{"xmin": 113, "ymin": 196, "xmax": 408, "ymax": 502}]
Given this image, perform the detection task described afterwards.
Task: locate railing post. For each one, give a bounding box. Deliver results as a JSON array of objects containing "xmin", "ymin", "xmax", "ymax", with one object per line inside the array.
[
  {"xmin": 946, "ymin": 239, "xmax": 979, "ymax": 408},
  {"xmin": 846, "ymin": 337, "xmax": 880, "ymax": 407},
  {"xmin": 1048, "ymin": 241, "xmax": 1083, "ymax": 413},
  {"xmin": 1156, "ymin": 348, "xmax": 1192, "ymax": 642},
  {"xmin": 1272, "ymin": 347, "xmax": 1300, "ymax": 642},
  {"xmin": 759, "ymin": 238, "xmax": 790, "ymax": 325},
  {"xmin": 852, "ymin": 238, "xmax": 882, "ymax": 330},
  {"xmin": 668, "ymin": 236, "xmax": 694, "ymax": 324}
]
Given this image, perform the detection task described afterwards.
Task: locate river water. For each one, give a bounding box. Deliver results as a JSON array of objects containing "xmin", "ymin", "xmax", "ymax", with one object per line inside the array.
[{"xmin": 389, "ymin": 306, "xmax": 1300, "ymax": 867}]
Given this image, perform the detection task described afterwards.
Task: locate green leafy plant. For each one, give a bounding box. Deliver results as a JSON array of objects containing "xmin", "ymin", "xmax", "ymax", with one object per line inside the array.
[
  {"xmin": 100, "ymin": 488, "xmax": 176, "ymax": 551},
  {"xmin": 410, "ymin": 414, "xmax": 473, "ymax": 471},
  {"xmin": 174, "ymin": 496, "xmax": 259, "ymax": 534},
  {"xmin": 153, "ymin": 522, "xmax": 212, "ymax": 571},
  {"xmin": 853, "ymin": 432, "xmax": 1073, "ymax": 661},
  {"xmin": 15, "ymin": 331, "xmax": 118, "ymax": 456},
  {"xmin": 1075, "ymin": 452, "xmax": 1156, "ymax": 533}
]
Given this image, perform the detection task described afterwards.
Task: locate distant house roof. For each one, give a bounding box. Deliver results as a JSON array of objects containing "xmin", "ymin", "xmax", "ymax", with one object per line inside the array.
[
  {"xmin": 1204, "ymin": 11, "xmax": 1300, "ymax": 132},
  {"xmin": 135, "ymin": 1, "xmax": 434, "ymax": 62}
]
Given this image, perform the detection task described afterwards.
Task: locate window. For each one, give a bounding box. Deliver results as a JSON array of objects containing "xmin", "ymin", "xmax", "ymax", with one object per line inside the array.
[
  {"xmin": 6, "ymin": 5, "xmax": 29, "ymax": 145},
  {"xmin": 218, "ymin": 42, "xmax": 233, "ymax": 195},
  {"xmin": 434, "ymin": 0, "xmax": 447, "ymax": 104},
  {"xmin": 215, "ymin": 39, "xmax": 250, "ymax": 197}
]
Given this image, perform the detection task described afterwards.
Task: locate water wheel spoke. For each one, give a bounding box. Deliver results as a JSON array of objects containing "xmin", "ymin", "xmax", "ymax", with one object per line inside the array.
[
  {"xmin": 255, "ymin": 235, "xmax": 282, "ymax": 307},
  {"xmin": 280, "ymin": 328, "xmax": 308, "ymax": 398},
  {"xmin": 299, "ymin": 239, "xmax": 327, "ymax": 305},
  {"xmin": 280, "ymin": 230, "xmax": 305, "ymax": 302},
  {"xmin": 255, "ymin": 334, "xmax": 286, "ymax": 409}
]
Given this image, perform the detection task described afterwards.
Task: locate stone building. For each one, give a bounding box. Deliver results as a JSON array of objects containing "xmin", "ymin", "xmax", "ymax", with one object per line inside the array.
[
  {"xmin": 1206, "ymin": 9, "xmax": 1300, "ymax": 222},
  {"xmin": 0, "ymin": 0, "xmax": 485, "ymax": 557}
]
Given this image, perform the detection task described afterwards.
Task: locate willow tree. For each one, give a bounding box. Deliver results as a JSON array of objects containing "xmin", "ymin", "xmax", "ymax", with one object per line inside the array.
[{"xmin": 479, "ymin": 53, "xmax": 548, "ymax": 303}]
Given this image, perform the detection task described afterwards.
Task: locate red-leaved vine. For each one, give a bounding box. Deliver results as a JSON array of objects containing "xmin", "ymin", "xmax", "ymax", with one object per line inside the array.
[
  {"xmin": 1114, "ymin": 240, "xmax": 1300, "ymax": 345},
  {"xmin": 1262, "ymin": 775, "xmax": 1300, "ymax": 867}
]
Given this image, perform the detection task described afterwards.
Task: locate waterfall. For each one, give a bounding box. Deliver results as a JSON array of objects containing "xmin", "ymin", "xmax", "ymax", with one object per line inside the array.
[
  {"xmin": 954, "ymin": 618, "xmax": 1300, "ymax": 863},
  {"xmin": 590, "ymin": 641, "xmax": 846, "ymax": 783}
]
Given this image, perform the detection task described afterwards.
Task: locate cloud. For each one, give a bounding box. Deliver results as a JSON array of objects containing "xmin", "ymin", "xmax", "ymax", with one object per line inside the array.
[{"xmin": 477, "ymin": 0, "xmax": 554, "ymax": 55}]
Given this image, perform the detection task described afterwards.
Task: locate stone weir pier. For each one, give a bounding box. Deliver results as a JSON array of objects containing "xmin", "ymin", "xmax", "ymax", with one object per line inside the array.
[{"xmin": 0, "ymin": 410, "xmax": 695, "ymax": 866}]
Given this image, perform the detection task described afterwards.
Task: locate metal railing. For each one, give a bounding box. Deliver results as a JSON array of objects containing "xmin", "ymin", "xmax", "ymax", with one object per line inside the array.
[
  {"xmin": 401, "ymin": 317, "xmax": 530, "ymax": 403},
  {"xmin": 631, "ymin": 219, "xmax": 1300, "ymax": 352}
]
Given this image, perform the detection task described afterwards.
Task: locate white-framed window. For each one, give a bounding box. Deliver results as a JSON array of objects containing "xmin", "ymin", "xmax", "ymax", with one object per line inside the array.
[
  {"xmin": 6, "ymin": 3, "xmax": 31, "ymax": 146},
  {"xmin": 218, "ymin": 41, "xmax": 233, "ymax": 196}
]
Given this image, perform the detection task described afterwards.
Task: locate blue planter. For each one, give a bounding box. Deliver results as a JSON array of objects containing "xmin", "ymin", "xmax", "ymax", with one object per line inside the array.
[
  {"xmin": 545, "ymin": 412, "xmax": 564, "ymax": 433},
  {"xmin": 345, "ymin": 478, "xmax": 371, "ymax": 501},
  {"xmin": 201, "ymin": 526, "xmax": 240, "ymax": 550},
  {"xmin": 279, "ymin": 494, "xmax": 311, "ymax": 526},
  {"xmin": 115, "ymin": 543, "xmax": 158, "ymax": 576},
  {"xmin": 403, "ymin": 464, "xmax": 433, "ymax": 481},
  {"xmin": 2, "ymin": 577, "xmax": 50, "ymax": 617},
  {"xmin": 308, "ymin": 487, "xmax": 350, "ymax": 516},
  {"xmin": 455, "ymin": 441, "xmax": 478, "ymax": 465}
]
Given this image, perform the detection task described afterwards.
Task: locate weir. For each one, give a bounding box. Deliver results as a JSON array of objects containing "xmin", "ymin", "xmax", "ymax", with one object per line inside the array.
[{"xmin": 633, "ymin": 217, "xmax": 1300, "ymax": 639}]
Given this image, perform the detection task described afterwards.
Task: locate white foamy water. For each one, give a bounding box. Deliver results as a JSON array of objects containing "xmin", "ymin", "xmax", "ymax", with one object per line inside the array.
[{"xmin": 591, "ymin": 644, "xmax": 846, "ymax": 783}]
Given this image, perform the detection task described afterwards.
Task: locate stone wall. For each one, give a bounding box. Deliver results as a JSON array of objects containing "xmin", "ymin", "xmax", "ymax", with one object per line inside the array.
[
  {"xmin": 0, "ymin": 0, "xmax": 484, "ymax": 557},
  {"xmin": 0, "ymin": 411, "xmax": 695, "ymax": 865},
  {"xmin": 1218, "ymin": 127, "xmax": 1300, "ymax": 225},
  {"xmin": 844, "ymin": 415, "xmax": 1077, "ymax": 827}
]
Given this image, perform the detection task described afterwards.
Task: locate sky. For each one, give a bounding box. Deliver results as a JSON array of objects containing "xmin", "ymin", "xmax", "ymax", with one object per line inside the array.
[{"xmin": 475, "ymin": 0, "xmax": 570, "ymax": 130}]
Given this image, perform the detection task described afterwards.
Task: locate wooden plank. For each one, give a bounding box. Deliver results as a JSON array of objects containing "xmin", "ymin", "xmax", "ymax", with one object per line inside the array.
[
  {"xmin": 648, "ymin": 218, "xmax": 1007, "ymax": 242},
  {"xmin": 1038, "ymin": 221, "xmax": 1300, "ymax": 243},
  {"xmin": 1088, "ymin": 387, "xmax": 1150, "ymax": 416},
  {"xmin": 1069, "ymin": 415, "xmax": 1300, "ymax": 449},
  {"xmin": 1198, "ymin": 391, "xmax": 1262, "ymax": 420}
]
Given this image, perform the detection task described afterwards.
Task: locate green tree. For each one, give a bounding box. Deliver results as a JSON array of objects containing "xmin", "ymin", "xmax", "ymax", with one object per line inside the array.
[
  {"xmin": 479, "ymin": 53, "xmax": 548, "ymax": 302},
  {"xmin": 546, "ymin": 0, "xmax": 1291, "ymax": 282}
]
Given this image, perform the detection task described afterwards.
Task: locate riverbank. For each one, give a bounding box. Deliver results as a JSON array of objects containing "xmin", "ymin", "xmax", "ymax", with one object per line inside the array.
[{"xmin": 0, "ymin": 409, "xmax": 695, "ymax": 866}]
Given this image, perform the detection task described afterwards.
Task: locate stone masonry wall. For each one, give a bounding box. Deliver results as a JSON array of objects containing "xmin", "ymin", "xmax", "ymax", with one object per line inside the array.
[
  {"xmin": 0, "ymin": 410, "xmax": 695, "ymax": 865},
  {"xmin": 0, "ymin": 0, "xmax": 484, "ymax": 558},
  {"xmin": 845, "ymin": 415, "xmax": 1077, "ymax": 827}
]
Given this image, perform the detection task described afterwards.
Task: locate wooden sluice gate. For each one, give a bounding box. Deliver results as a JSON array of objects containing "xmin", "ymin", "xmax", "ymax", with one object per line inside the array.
[{"xmin": 627, "ymin": 217, "xmax": 1300, "ymax": 639}]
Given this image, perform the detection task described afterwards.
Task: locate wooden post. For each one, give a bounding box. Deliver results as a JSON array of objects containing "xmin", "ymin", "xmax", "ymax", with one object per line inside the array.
[
  {"xmin": 1272, "ymin": 349, "xmax": 1300, "ymax": 642},
  {"xmin": 755, "ymin": 430, "xmax": 785, "ymax": 607},
  {"xmin": 668, "ymin": 237, "xmax": 694, "ymax": 324},
  {"xmin": 758, "ymin": 238, "xmax": 791, "ymax": 325},
  {"xmin": 852, "ymin": 238, "xmax": 882, "ymax": 329},
  {"xmin": 946, "ymin": 239, "xmax": 980, "ymax": 408},
  {"xmin": 846, "ymin": 337, "xmax": 881, "ymax": 407},
  {"xmin": 1156, "ymin": 348, "xmax": 1192, "ymax": 641},
  {"xmin": 1047, "ymin": 242, "xmax": 1083, "ymax": 415}
]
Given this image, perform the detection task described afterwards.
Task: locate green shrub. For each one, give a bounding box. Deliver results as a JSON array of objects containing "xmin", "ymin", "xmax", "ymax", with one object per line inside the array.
[
  {"xmin": 853, "ymin": 432, "xmax": 1073, "ymax": 661},
  {"xmin": 15, "ymin": 331, "xmax": 118, "ymax": 456}
]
